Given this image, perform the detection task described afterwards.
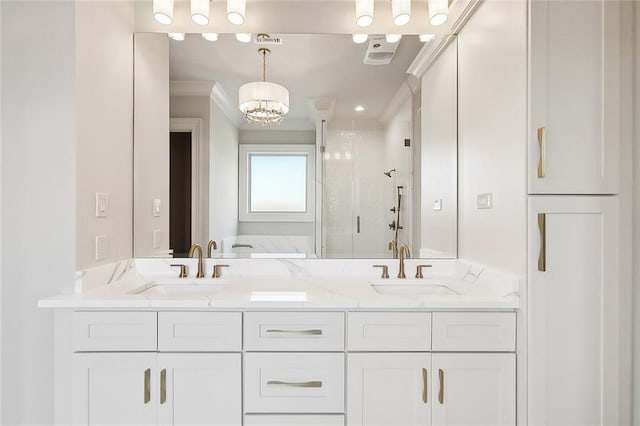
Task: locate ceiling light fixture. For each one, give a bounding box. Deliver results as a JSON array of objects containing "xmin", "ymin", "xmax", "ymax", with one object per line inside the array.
[
  {"xmin": 238, "ymin": 47, "xmax": 290, "ymax": 125},
  {"xmin": 202, "ymin": 33, "xmax": 219, "ymax": 41},
  {"xmin": 227, "ymin": 0, "xmax": 246, "ymax": 25},
  {"xmin": 355, "ymin": 105, "xmax": 365, "ymax": 112},
  {"xmin": 419, "ymin": 33, "xmax": 436, "ymax": 42},
  {"xmin": 391, "ymin": 0, "xmax": 411, "ymax": 26},
  {"xmin": 191, "ymin": 0, "xmax": 211, "ymax": 25},
  {"xmin": 352, "ymin": 34, "xmax": 369, "ymax": 44},
  {"xmin": 236, "ymin": 33, "xmax": 252, "ymax": 43},
  {"xmin": 355, "ymin": 0, "xmax": 374, "ymax": 27},
  {"xmin": 153, "ymin": 0, "xmax": 174, "ymax": 25},
  {"xmin": 168, "ymin": 33, "xmax": 185, "ymax": 41},
  {"xmin": 428, "ymin": 0, "xmax": 448, "ymax": 26},
  {"xmin": 386, "ymin": 34, "xmax": 402, "ymax": 43}
]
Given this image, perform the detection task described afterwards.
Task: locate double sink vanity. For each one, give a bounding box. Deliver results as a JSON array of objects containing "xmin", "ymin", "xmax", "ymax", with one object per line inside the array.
[{"xmin": 41, "ymin": 257, "xmax": 519, "ymax": 426}]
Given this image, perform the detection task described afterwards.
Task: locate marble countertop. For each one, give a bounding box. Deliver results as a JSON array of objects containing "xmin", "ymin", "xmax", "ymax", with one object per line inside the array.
[{"xmin": 38, "ymin": 258, "xmax": 520, "ymax": 310}]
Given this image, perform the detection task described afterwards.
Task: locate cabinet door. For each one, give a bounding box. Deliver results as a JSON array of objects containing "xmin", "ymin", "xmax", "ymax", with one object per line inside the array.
[
  {"xmin": 431, "ymin": 353, "xmax": 515, "ymax": 426},
  {"xmin": 348, "ymin": 353, "xmax": 431, "ymax": 426},
  {"xmin": 158, "ymin": 353, "xmax": 241, "ymax": 426},
  {"xmin": 72, "ymin": 353, "xmax": 157, "ymax": 425},
  {"xmin": 529, "ymin": 0, "xmax": 620, "ymax": 194},
  {"xmin": 528, "ymin": 196, "xmax": 619, "ymax": 425}
]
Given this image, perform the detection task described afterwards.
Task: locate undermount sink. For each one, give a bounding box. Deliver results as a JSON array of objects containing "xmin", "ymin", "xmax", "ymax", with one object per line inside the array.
[
  {"xmin": 370, "ymin": 280, "xmax": 459, "ymax": 296},
  {"xmin": 131, "ymin": 279, "xmax": 228, "ymax": 296}
]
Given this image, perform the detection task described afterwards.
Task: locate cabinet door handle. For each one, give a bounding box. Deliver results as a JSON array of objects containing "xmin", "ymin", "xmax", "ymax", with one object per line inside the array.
[
  {"xmin": 537, "ymin": 126, "xmax": 546, "ymax": 178},
  {"xmin": 422, "ymin": 368, "xmax": 428, "ymax": 403},
  {"xmin": 160, "ymin": 369, "xmax": 167, "ymax": 404},
  {"xmin": 264, "ymin": 329, "xmax": 323, "ymax": 336},
  {"xmin": 144, "ymin": 368, "xmax": 151, "ymax": 404},
  {"xmin": 438, "ymin": 369, "xmax": 444, "ymax": 404},
  {"xmin": 266, "ymin": 380, "xmax": 323, "ymax": 388},
  {"xmin": 538, "ymin": 213, "xmax": 546, "ymax": 272}
]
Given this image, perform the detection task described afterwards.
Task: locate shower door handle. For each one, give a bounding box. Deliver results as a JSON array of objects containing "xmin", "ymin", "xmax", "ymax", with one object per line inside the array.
[{"xmin": 357, "ymin": 216, "xmax": 361, "ymax": 233}]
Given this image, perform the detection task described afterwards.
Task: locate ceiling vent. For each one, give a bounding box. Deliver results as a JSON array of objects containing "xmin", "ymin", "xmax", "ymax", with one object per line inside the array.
[
  {"xmin": 255, "ymin": 33, "xmax": 283, "ymax": 45},
  {"xmin": 364, "ymin": 37, "xmax": 399, "ymax": 65}
]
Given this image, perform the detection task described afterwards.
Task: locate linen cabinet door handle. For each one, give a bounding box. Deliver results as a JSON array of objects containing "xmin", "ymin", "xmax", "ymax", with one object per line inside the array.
[
  {"xmin": 144, "ymin": 368, "xmax": 151, "ymax": 404},
  {"xmin": 266, "ymin": 380, "xmax": 323, "ymax": 388},
  {"xmin": 422, "ymin": 368, "xmax": 428, "ymax": 403},
  {"xmin": 264, "ymin": 329, "xmax": 323, "ymax": 335},
  {"xmin": 538, "ymin": 213, "xmax": 546, "ymax": 272},
  {"xmin": 537, "ymin": 126, "xmax": 546, "ymax": 178},
  {"xmin": 160, "ymin": 369, "xmax": 167, "ymax": 404},
  {"xmin": 438, "ymin": 369, "xmax": 444, "ymax": 404}
]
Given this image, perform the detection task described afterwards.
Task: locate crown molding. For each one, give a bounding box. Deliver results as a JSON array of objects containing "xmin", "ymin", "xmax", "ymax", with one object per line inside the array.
[
  {"xmin": 210, "ymin": 82, "xmax": 243, "ymax": 127},
  {"xmin": 380, "ymin": 82, "xmax": 413, "ymax": 123},
  {"xmin": 170, "ymin": 80, "xmax": 215, "ymax": 97}
]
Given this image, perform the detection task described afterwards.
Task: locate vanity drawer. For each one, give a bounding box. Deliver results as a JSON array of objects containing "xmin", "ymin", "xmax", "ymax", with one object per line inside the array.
[
  {"xmin": 244, "ymin": 312, "xmax": 344, "ymax": 351},
  {"xmin": 245, "ymin": 415, "xmax": 344, "ymax": 426},
  {"xmin": 432, "ymin": 312, "xmax": 516, "ymax": 351},
  {"xmin": 244, "ymin": 353, "xmax": 345, "ymax": 413},
  {"xmin": 158, "ymin": 312, "xmax": 241, "ymax": 351},
  {"xmin": 72, "ymin": 311, "xmax": 157, "ymax": 351},
  {"xmin": 347, "ymin": 312, "xmax": 432, "ymax": 351}
]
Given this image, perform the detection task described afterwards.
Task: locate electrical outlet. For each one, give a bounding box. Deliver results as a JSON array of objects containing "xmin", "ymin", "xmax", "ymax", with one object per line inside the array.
[
  {"xmin": 433, "ymin": 199, "xmax": 442, "ymax": 211},
  {"xmin": 95, "ymin": 235, "xmax": 108, "ymax": 261},
  {"xmin": 477, "ymin": 193, "xmax": 493, "ymax": 209}
]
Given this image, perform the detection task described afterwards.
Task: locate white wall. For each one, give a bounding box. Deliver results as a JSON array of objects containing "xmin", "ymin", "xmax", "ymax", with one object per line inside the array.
[
  {"xmin": 383, "ymin": 100, "xmax": 413, "ymax": 253},
  {"xmin": 76, "ymin": 1, "xmax": 134, "ymax": 269},
  {"xmin": 1, "ymin": 2, "xmax": 77, "ymax": 424},
  {"xmin": 420, "ymin": 39, "xmax": 458, "ymax": 258},
  {"xmin": 210, "ymin": 100, "xmax": 239, "ymax": 245},
  {"xmin": 134, "ymin": 33, "xmax": 170, "ymax": 257},
  {"xmin": 170, "ymin": 96, "xmax": 211, "ymax": 248},
  {"xmin": 457, "ymin": 0, "xmax": 527, "ymax": 276}
]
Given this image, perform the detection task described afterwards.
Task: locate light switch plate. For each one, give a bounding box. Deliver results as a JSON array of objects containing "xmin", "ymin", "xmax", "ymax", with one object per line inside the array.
[
  {"xmin": 152, "ymin": 230, "xmax": 162, "ymax": 249},
  {"xmin": 477, "ymin": 193, "xmax": 493, "ymax": 209},
  {"xmin": 95, "ymin": 193, "xmax": 109, "ymax": 217},
  {"xmin": 433, "ymin": 199, "xmax": 442, "ymax": 211},
  {"xmin": 153, "ymin": 199, "xmax": 161, "ymax": 217},
  {"xmin": 95, "ymin": 235, "xmax": 108, "ymax": 261}
]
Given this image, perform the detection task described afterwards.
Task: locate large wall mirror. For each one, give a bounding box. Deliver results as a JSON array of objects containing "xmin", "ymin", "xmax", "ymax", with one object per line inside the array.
[{"xmin": 133, "ymin": 32, "xmax": 459, "ymax": 260}]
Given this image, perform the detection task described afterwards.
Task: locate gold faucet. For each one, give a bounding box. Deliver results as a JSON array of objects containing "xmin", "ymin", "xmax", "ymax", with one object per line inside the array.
[
  {"xmin": 398, "ymin": 244, "xmax": 411, "ymax": 278},
  {"xmin": 388, "ymin": 240, "xmax": 398, "ymax": 259},
  {"xmin": 207, "ymin": 240, "xmax": 217, "ymax": 258},
  {"xmin": 188, "ymin": 244, "xmax": 205, "ymax": 278}
]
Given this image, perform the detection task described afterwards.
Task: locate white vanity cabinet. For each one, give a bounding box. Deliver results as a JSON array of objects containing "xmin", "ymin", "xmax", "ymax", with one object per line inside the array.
[
  {"xmin": 528, "ymin": 196, "xmax": 620, "ymax": 425},
  {"xmin": 346, "ymin": 312, "xmax": 516, "ymax": 426},
  {"xmin": 528, "ymin": 0, "xmax": 621, "ymax": 194}
]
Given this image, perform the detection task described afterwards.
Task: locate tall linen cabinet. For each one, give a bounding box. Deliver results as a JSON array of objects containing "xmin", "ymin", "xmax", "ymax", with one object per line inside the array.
[{"xmin": 527, "ymin": 0, "xmax": 622, "ymax": 425}]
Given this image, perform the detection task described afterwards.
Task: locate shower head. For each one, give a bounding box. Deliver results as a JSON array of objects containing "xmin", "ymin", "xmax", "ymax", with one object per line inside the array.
[{"xmin": 384, "ymin": 169, "xmax": 396, "ymax": 178}]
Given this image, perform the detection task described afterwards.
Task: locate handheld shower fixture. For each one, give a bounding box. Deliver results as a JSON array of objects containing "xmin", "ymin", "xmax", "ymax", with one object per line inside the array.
[{"xmin": 384, "ymin": 169, "xmax": 396, "ymax": 178}]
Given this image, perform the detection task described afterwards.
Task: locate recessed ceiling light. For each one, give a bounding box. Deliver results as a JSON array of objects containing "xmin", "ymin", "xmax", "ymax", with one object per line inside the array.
[
  {"xmin": 235, "ymin": 33, "xmax": 252, "ymax": 43},
  {"xmin": 386, "ymin": 34, "xmax": 402, "ymax": 43},
  {"xmin": 352, "ymin": 34, "xmax": 368, "ymax": 44},
  {"xmin": 168, "ymin": 33, "xmax": 185, "ymax": 41},
  {"xmin": 202, "ymin": 33, "xmax": 219, "ymax": 42},
  {"xmin": 355, "ymin": 105, "xmax": 365, "ymax": 112},
  {"xmin": 419, "ymin": 34, "xmax": 437, "ymax": 42}
]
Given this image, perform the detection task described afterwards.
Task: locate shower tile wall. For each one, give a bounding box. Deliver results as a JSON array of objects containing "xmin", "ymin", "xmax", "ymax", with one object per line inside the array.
[{"xmin": 323, "ymin": 120, "xmax": 385, "ymax": 258}]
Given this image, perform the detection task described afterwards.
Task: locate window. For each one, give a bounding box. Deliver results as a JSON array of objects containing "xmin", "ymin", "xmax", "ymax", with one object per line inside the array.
[{"xmin": 239, "ymin": 144, "xmax": 315, "ymax": 222}]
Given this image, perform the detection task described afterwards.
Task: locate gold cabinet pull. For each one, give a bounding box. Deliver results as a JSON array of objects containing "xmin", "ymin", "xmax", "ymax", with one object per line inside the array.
[
  {"xmin": 538, "ymin": 213, "xmax": 546, "ymax": 272},
  {"xmin": 160, "ymin": 369, "xmax": 167, "ymax": 404},
  {"xmin": 537, "ymin": 126, "xmax": 546, "ymax": 178},
  {"xmin": 264, "ymin": 329, "xmax": 323, "ymax": 335},
  {"xmin": 438, "ymin": 369, "xmax": 444, "ymax": 404},
  {"xmin": 422, "ymin": 368, "xmax": 428, "ymax": 403},
  {"xmin": 144, "ymin": 368, "xmax": 151, "ymax": 404},
  {"xmin": 266, "ymin": 380, "xmax": 323, "ymax": 388}
]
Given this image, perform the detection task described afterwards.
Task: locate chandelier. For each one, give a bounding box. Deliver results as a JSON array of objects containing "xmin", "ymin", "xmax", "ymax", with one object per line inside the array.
[{"xmin": 238, "ymin": 46, "xmax": 290, "ymax": 125}]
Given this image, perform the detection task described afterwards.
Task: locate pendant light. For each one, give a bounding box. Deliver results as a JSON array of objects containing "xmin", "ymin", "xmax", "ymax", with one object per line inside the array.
[
  {"xmin": 227, "ymin": 0, "xmax": 246, "ymax": 25},
  {"xmin": 391, "ymin": 0, "xmax": 411, "ymax": 26},
  {"xmin": 428, "ymin": 0, "xmax": 448, "ymax": 26},
  {"xmin": 153, "ymin": 0, "xmax": 174, "ymax": 25},
  {"xmin": 239, "ymin": 46, "xmax": 290, "ymax": 125},
  {"xmin": 355, "ymin": 0, "xmax": 374, "ymax": 27}
]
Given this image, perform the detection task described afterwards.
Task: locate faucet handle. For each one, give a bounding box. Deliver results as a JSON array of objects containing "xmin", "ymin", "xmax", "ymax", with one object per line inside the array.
[
  {"xmin": 170, "ymin": 264, "xmax": 189, "ymax": 278},
  {"xmin": 415, "ymin": 264, "xmax": 432, "ymax": 279},
  {"xmin": 212, "ymin": 264, "xmax": 229, "ymax": 279},
  {"xmin": 373, "ymin": 264, "xmax": 390, "ymax": 279}
]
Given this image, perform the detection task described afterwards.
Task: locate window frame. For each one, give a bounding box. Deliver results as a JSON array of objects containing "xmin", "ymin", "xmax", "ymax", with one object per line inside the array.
[{"xmin": 238, "ymin": 144, "xmax": 315, "ymax": 222}]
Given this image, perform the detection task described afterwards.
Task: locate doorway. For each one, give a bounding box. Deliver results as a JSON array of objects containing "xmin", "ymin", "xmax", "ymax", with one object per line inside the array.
[{"xmin": 170, "ymin": 131, "xmax": 192, "ymax": 257}]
